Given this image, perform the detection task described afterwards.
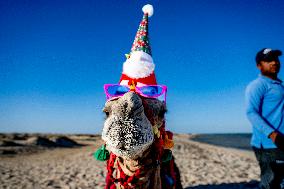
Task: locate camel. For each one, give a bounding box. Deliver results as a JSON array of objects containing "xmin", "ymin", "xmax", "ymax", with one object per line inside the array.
[
  {"xmin": 98, "ymin": 92, "xmax": 182, "ymax": 189},
  {"xmin": 94, "ymin": 4, "xmax": 182, "ymax": 189}
]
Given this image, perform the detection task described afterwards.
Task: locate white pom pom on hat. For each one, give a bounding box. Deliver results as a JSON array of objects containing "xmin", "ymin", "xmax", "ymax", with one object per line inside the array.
[{"xmin": 142, "ymin": 4, "xmax": 154, "ymax": 17}]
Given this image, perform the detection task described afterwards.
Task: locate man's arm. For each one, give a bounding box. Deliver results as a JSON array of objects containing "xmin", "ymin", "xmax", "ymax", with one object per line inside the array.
[{"xmin": 245, "ymin": 82, "xmax": 275, "ymax": 137}]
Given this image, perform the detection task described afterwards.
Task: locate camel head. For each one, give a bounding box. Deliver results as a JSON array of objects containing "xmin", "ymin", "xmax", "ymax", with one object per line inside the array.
[{"xmin": 102, "ymin": 92, "xmax": 166, "ymax": 160}]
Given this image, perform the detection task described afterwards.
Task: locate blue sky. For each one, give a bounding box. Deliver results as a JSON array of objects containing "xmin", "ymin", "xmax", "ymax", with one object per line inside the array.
[{"xmin": 1, "ymin": 0, "xmax": 284, "ymax": 134}]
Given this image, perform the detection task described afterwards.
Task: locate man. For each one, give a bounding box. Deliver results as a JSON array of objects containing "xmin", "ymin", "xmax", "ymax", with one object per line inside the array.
[{"xmin": 246, "ymin": 48, "xmax": 284, "ymax": 189}]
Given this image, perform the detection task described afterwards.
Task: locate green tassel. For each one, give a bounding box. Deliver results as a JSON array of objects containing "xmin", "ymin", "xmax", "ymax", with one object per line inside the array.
[
  {"xmin": 161, "ymin": 149, "xmax": 172, "ymax": 163},
  {"xmin": 93, "ymin": 144, "xmax": 110, "ymax": 161}
]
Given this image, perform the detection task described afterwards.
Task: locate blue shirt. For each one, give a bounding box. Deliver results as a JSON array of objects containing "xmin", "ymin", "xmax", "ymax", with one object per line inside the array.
[{"xmin": 245, "ymin": 75, "xmax": 284, "ymax": 149}]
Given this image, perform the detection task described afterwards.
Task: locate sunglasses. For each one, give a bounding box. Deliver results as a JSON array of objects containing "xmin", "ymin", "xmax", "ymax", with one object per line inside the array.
[{"xmin": 104, "ymin": 84, "xmax": 167, "ymax": 102}]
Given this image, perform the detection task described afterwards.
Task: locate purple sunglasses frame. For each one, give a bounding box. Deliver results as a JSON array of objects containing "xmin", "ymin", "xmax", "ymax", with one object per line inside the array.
[{"xmin": 103, "ymin": 84, "xmax": 167, "ymax": 102}]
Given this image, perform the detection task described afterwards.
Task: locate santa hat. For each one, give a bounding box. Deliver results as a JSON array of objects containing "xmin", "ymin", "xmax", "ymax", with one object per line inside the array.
[{"xmin": 119, "ymin": 4, "xmax": 157, "ymax": 86}]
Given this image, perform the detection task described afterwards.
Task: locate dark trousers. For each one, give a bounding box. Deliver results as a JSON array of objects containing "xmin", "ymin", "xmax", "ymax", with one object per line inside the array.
[{"xmin": 253, "ymin": 147, "xmax": 284, "ymax": 189}]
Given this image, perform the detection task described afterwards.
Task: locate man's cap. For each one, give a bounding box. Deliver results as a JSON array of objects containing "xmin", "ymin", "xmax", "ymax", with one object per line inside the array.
[{"xmin": 255, "ymin": 48, "xmax": 282, "ymax": 64}]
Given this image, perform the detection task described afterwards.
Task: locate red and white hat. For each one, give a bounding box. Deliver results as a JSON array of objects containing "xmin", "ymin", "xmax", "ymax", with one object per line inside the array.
[{"xmin": 119, "ymin": 4, "xmax": 157, "ymax": 86}]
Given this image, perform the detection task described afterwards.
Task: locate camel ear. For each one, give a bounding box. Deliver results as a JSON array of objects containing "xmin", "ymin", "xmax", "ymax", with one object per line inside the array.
[
  {"xmin": 159, "ymin": 105, "xmax": 167, "ymax": 118},
  {"xmin": 102, "ymin": 105, "xmax": 112, "ymax": 118},
  {"xmin": 103, "ymin": 108, "xmax": 110, "ymax": 118}
]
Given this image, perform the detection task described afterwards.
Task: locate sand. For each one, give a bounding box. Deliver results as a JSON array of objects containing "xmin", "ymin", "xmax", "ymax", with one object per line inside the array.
[{"xmin": 0, "ymin": 134, "xmax": 260, "ymax": 189}]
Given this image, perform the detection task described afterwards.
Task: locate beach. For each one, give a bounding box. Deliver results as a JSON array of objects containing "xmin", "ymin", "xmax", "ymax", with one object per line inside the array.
[{"xmin": 0, "ymin": 133, "xmax": 260, "ymax": 189}]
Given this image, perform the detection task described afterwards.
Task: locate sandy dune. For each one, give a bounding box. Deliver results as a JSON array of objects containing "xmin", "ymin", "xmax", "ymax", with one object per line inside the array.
[
  {"xmin": 0, "ymin": 134, "xmax": 260, "ymax": 189},
  {"xmin": 173, "ymin": 135, "xmax": 259, "ymax": 189}
]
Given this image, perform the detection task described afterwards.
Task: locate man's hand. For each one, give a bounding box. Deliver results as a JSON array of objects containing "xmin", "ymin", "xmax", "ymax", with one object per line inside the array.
[
  {"xmin": 270, "ymin": 131, "xmax": 284, "ymax": 151},
  {"xmin": 269, "ymin": 131, "xmax": 278, "ymax": 142}
]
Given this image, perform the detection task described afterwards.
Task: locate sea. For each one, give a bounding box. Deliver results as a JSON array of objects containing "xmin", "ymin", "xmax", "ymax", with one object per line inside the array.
[{"xmin": 190, "ymin": 133, "xmax": 252, "ymax": 151}]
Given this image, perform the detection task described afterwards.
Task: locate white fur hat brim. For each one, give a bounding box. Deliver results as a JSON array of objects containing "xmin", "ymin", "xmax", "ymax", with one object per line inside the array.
[{"xmin": 122, "ymin": 51, "xmax": 155, "ymax": 79}]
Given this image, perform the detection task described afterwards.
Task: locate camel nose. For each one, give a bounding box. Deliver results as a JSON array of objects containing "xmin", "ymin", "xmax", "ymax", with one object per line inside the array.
[{"xmin": 117, "ymin": 142, "xmax": 127, "ymax": 150}]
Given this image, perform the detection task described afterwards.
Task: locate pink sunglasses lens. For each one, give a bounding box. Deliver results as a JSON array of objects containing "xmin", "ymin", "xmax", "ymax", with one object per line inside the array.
[
  {"xmin": 105, "ymin": 85, "xmax": 129, "ymax": 98},
  {"xmin": 139, "ymin": 85, "xmax": 164, "ymax": 97}
]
